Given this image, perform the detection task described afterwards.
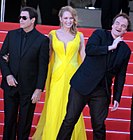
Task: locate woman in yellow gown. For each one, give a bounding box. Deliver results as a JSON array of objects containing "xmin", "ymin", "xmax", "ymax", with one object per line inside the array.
[{"xmin": 32, "ymin": 6, "xmax": 87, "ymax": 140}]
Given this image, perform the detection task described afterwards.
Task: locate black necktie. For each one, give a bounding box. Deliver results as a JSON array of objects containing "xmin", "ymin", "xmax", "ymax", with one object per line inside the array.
[{"xmin": 21, "ymin": 34, "xmax": 27, "ymax": 54}]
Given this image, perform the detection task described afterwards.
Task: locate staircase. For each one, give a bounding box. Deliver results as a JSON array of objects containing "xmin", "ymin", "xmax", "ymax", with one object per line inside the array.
[{"xmin": 0, "ymin": 22, "xmax": 133, "ymax": 140}]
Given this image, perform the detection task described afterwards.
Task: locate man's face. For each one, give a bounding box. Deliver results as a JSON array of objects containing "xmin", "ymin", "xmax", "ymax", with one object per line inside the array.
[
  {"xmin": 111, "ymin": 16, "xmax": 128, "ymax": 38},
  {"xmin": 19, "ymin": 11, "xmax": 34, "ymax": 31}
]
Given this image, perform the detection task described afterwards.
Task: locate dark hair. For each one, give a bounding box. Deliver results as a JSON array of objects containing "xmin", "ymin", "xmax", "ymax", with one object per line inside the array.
[
  {"xmin": 20, "ymin": 6, "xmax": 38, "ymax": 26},
  {"xmin": 113, "ymin": 13, "xmax": 131, "ymax": 31}
]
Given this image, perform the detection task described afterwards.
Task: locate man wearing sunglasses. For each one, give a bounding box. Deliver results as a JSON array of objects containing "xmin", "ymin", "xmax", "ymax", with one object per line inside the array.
[{"xmin": 0, "ymin": 7, "xmax": 49, "ymax": 140}]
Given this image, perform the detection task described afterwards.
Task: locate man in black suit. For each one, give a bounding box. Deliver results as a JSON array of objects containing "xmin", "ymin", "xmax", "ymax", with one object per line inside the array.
[
  {"xmin": 57, "ymin": 13, "xmax": 131, "ymax": 140},
  {"xmin": 0, "ymin": 7, "xmax": 49, "ymax": 140}
]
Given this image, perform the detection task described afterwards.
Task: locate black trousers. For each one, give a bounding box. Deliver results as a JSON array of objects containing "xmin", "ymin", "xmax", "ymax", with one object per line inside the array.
[
  {"xmin": 101, "ymin": 0, "xmax": 122, "ymax": 29},
  {"xmin": 130, "ymin": 95, "xmax": 133, "ymax": 140},
  {"xmin": 4, "ymin": 0, "xmax": 21, "ymax": 23},
  {"xmin": 3, "ymin": 88, "xmax": 36, "ymax": 140},
  {"xmin": 26, "ymin": 0, "xmax": 53, "ymax": 25},
  {"xmin": 121, "ymin": 0, "xmax": 129, "ymax": 15},
  {"xmin": 57, "ymin": 86, "xmax": 109, "ymax": 140}
]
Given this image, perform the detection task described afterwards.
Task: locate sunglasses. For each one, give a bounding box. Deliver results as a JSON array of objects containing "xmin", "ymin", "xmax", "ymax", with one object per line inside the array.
[{"xmin": 19, "ymin": 16, "xmax": 29, "ymax": 20}]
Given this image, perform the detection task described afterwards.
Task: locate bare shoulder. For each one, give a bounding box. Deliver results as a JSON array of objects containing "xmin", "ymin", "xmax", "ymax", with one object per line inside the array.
[{"xmin": 78, "ymin": 32, "xmax": 84, "ymax": 40}]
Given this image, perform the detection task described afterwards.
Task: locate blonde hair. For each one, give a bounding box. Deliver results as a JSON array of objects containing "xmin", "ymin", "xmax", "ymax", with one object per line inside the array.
[{"xmin": 58, "ymin": 6, "xmax": 78, "ymax": 35}]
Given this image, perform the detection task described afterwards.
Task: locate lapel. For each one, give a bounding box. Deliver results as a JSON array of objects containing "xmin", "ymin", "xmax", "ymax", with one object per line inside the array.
[
  {"xmin": 21, "ymin": 29, "xmax": 39, "ymax": 57},
  {"xmin": 14, "ymin": 29, "xmax": 21, "ymax": 57}
]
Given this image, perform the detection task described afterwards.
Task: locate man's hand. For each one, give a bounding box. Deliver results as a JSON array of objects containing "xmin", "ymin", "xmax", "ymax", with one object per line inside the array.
[
  {"xmin": 31, "ymin": 89, "xmax": 42, "ymax": 104},
  {"xmin": 111, "ymin": 100, "xmax": 119, "ymax": 111},
  {"xmin": 108, "ymin": 36, "xmax": 123, "ymax": 51},
  {"xmin": 6, "ymin": 75, "xmax": 18, "ymax": 87},
  {"xmin": 3, "ymin": 53, "xmax": 9, "ymax": 62}
]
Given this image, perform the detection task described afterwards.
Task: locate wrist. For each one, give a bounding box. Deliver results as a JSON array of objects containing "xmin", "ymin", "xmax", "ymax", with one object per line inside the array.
[
  {"xmin": 36, "ymin": 89, "xmax": 42, "ymax": 92},
  {"xmin": 108, "ymin": 45, "xmax": 112, "ymax": 51}
]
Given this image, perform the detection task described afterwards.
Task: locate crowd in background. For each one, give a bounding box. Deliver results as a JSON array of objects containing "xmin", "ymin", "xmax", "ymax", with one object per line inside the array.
[
  {"xmin": 0, "ymin": 0, "xmax": 67, "ymax": 25},
  {"xmin": 0, "ymin": 0, "xmax": 132, "ymax": 28}
]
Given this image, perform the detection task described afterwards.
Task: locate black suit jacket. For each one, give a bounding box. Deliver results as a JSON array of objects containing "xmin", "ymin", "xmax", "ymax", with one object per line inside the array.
[
  {"xmin": 70, "ymin": 29, "xmax": 131, "ymax": 102},
  {"xmin": 0, "ymin": 28, "xmax": 49, "ymax": 95}
]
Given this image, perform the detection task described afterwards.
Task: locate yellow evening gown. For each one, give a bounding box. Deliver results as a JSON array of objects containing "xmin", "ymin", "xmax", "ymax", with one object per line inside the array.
[{"xmin": 32, "ymin": 30, "xmax": 87, "ymax": 140}]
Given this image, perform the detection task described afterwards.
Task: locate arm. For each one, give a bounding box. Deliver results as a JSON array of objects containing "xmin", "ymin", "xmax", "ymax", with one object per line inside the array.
[
  {"xmin": 85, "ymin": 29, "xmax": 108, "ymax": 56},
  {"xmin": 0, "ymin": 33, "xmax": 11, "ymax": 77},
  {"xmin": 0, "ymin": 32, "xmax": 17, "ymax": 87},
  {"xmin": 85, "ymin": 29, "xmax": 123, "ymax": 56},
  {"xmin": 113, "ymin": 52, "xmax": 131, "ymax": 102},
  {"xmin": 79, "ymin": 33, "xmax": 85, "ymax": 61},
  {"xmin": 49, "ymin": 34, "xmax": 54, "ymax": 58},
  {"xmin": 32, "ymin": 36, "xmax": 50, "ymax": 104},
  {"xmin": 112, "ymin": 50, "xmax": 131, "ymax": 111},
  {"xmin": 36, "ymin": 36, "xmax": 50, "ymax": 90}
]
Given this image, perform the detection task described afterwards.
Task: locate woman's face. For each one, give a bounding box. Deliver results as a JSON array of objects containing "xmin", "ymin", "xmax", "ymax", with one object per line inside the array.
[{"xmin": 60, "ymin": 11, "xmax": 74, "ymax": 29}]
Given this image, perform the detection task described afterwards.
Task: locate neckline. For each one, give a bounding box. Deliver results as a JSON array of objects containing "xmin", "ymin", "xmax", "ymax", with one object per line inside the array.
[
  {"xmin": 53, "ymin": 30, "xmax": 78, "ymax": 54},
  {"xmin": 54, "ymin": 30, "xmax": 77, "ymax": 48}
]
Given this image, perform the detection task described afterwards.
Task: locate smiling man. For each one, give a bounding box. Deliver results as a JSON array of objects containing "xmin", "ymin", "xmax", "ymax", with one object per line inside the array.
[
  {"xmin": 0, "ymin": 7, "xmax": 49, "ymax": 140},
  {"xmin": 57, "ymin": 13, "xmax": 131, "ymax": 140}
]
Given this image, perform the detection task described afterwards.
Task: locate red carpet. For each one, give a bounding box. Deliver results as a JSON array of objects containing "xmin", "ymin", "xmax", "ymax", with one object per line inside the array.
[{"xmin": 0, "ymin": 22, "xmax": 133, "ymax": 140}]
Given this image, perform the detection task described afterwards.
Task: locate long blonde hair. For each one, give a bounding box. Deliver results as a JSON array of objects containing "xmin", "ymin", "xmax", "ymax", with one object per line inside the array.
[{"xmin": 58, "ymin": 6, "xmax": 78, "ymax": 35}]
